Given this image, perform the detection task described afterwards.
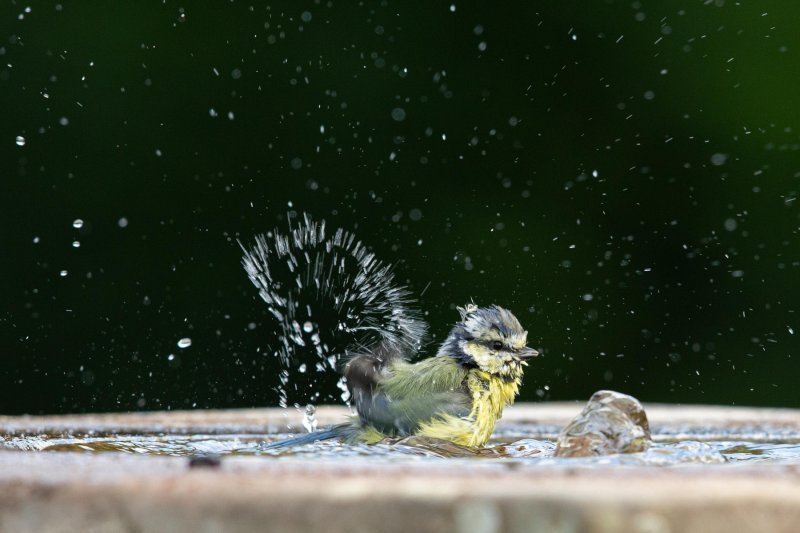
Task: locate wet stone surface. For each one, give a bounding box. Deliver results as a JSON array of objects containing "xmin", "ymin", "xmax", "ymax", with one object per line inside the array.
[{"xmin": 555, "ymin": 390, "xmax": 652, "ymax": 457}]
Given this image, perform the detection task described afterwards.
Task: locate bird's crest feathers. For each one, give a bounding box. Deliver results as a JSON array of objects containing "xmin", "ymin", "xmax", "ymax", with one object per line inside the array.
[{"xmin": 456, "ymin": 302, "xmax": 479, "ymax": 321}]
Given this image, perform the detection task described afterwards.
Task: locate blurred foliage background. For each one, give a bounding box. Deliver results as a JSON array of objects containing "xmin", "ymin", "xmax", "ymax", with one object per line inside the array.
[{"xmin": 2, "ymin": 1, "xmax": 799, "ymax": 414}]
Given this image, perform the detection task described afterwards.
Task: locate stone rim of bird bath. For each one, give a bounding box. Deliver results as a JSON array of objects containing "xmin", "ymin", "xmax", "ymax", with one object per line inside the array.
[{"xmin": 2, "ymin": 403, "xmax": 800, "ymax": 533}]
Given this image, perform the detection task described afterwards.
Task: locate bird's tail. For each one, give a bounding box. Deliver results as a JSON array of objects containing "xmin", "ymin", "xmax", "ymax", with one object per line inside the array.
[{"xmin": 261, "ymin": 423, "xmax": 355, "ymax": 450}]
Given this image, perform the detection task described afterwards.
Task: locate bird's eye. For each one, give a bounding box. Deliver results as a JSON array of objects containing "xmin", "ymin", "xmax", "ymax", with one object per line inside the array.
[{"xmin": 492, "ymin": 341, "xmax": 503, "ymax": 351}]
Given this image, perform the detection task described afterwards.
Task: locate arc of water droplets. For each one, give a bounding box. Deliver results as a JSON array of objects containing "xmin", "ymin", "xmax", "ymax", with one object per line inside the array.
[{"xmin": 240, "ymin": 213, "xmax": 428, "ymax": 405}]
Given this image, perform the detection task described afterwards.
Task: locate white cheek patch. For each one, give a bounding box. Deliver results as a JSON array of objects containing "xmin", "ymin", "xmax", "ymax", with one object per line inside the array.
[{"xmin": 469, "ymin": 344, "xmax": 491, "ymax": 365}]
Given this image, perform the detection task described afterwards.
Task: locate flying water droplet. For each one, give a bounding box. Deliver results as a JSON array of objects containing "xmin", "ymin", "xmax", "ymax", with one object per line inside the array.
[
  {"xmin": 177, "ymin": 337, "xmax": 192, "ymax": 349},
  {"xmin": 302, "ymin": 404, "xmax": 317, "ymax": 432},
  {"xmin": 710, "ymin": 153, "xmax": 728, "ymax": 166}
]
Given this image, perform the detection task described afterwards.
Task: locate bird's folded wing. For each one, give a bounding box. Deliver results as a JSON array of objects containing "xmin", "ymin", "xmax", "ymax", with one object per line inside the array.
[{"xmin": 346, "ymin": 355, "xmax": 471, "ymax": 435}]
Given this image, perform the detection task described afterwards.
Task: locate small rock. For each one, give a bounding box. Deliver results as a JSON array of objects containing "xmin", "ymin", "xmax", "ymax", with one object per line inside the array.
[
  {"xmin": 555, "ymin": 390, "xmax": 652, "ymax": 457},
  {"xmin": 188, "ymin": 454, "xmax": 222, "ymax": 469}
]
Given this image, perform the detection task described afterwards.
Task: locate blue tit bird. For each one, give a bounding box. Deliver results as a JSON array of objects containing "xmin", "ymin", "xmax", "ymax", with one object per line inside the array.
[{"xmin": 264, "ymin": 303, "xmax": 539, "ymax": 449}]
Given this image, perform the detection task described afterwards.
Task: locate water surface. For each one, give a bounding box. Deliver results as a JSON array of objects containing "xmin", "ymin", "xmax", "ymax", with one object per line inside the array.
[{"xmin": 4, "ymin": 424, "xmax": 800, "ymax": 466}]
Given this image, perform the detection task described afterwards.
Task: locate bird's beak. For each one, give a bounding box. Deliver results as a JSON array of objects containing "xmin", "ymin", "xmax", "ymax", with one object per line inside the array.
[{"xmin": 518, "ymin": 347, "xmax": 540, "ymax": 359}]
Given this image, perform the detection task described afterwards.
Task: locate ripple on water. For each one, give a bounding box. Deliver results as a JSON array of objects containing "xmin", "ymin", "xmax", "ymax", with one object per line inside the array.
[{"xmin": 3, "ymin": 430, "xmax": 800, "ymax": 466}]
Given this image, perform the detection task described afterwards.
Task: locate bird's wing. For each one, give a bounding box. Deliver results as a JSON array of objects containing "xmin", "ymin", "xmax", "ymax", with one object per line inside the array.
[{"xmin": 345, "ymin": 354, "xmax": 471, "ymax": 435}]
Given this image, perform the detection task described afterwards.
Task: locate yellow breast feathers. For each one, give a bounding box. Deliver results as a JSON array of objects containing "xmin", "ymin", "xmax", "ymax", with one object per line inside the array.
[{"xmin": 417, "ymin": 367, "xmax": 522, "ymax": 447}]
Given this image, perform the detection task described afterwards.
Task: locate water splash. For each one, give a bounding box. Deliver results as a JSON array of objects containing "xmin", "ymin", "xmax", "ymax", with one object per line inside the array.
[
  {"xmin": 8, "ymin": 432, "xmax": 799, "ymax": 465},
  {"xmin": 302, "ymin": 404, "xmax": 318, "ymax": 433},
  {"xmin": 240, "ymin": 213, "xmax": 428, "ymax": 407}
]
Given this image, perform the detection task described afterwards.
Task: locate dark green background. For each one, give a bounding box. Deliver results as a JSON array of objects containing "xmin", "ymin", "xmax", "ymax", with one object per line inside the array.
[{"xmin": 2, "ymin": 1, "xmax": 799, "ymax": 414}]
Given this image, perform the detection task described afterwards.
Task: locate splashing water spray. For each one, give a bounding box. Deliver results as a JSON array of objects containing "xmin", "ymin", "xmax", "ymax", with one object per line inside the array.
[{"xmin": 239, "ymin": 213, "xmax": 428, "ymax": 409}]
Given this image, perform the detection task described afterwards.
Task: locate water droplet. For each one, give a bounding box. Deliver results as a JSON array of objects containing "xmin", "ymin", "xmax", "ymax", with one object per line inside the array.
[
  {"xmin": 72, "ymin": 240, "xmax": 80, "ymax": 248},
  {"xmin": 302, "ymin": 321, "xmax": 313, "ymax": 333},
  {"xmin": 59, "ymin": 270, "xmax": 68, "ymax": 277},
  {"xmin": 59, "ymin": 117, "xmax": 69, "ymax": 126},
  {"xmin": 290, "ymin": 157, "xmax": 303, "ymax": 170},
  {"xmin": 72, "ymin": 219, "xmax": 84, "ymax": 229},
  {"xmin": 301, "ymin": 11, "xmax": 312, "ymax": 22},
  {"xmin": 15, "ymin": 135, "xmax": 25, "ymax": 146},
  {"xmin": 409, "ymin": 208, "xmax": 422, "ymax": 221},
  {"xmin": 391, "ymin": 107, "xmax": 406, "ymax": 122},
  {"xmin": 32, "ymin": 236, "xmax": 40, "ymax": 244},
  {"xmin": 724, "ymin": 218, "xmax": 738, "ymax": 232},
  {"xmin": 118, "ymin": 217, "xmax": 128, "ymax": 228},
  {"xmin": 302, "ymin": 404, "xmax": 318, "ymax": 432},
  {"xmin": 177, "ymin": 337, "xmax": 192, "ymax": 348},
  {"xmin": 710, "ymin": 153, "xmax": 728, "ymax": 166},
  {"xmin": 167, "ymin": 354, "xmax": 175, "ymax": 361}
]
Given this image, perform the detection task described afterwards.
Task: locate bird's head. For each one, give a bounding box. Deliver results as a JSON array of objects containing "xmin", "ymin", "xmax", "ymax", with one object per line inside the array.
[{"xmin": 441, "ymin": 304, "xmax": 539, "ymax": 379}]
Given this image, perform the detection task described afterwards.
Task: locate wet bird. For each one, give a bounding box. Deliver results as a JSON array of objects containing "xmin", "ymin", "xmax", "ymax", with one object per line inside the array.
[{"xmin": 264, "ymin": 304, "xmax": 539, "ymax": 449}]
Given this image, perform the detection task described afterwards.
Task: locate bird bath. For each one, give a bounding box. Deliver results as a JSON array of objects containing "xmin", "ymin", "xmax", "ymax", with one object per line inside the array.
[{"xmin": 2, "ymin": 403, "xmax": 800, "ymax": 532}]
